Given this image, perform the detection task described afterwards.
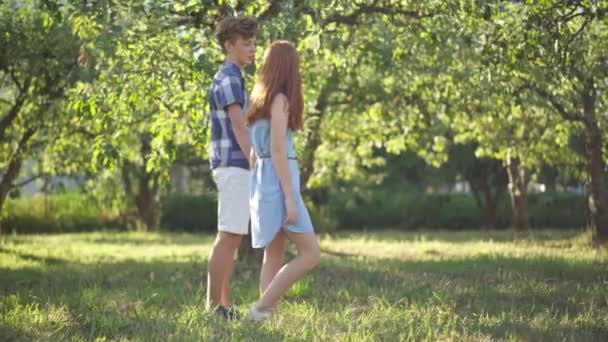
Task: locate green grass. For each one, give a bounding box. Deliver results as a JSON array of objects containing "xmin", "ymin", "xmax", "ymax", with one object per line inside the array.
[{"xmin": 1, "ymin": 229, "xmax": 607, "ymax": 341}]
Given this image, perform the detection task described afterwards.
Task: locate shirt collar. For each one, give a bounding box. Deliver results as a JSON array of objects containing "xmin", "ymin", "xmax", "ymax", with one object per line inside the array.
[{"xmin": 222, "ymin": 60, "xmax": 244, "ymax": 78}]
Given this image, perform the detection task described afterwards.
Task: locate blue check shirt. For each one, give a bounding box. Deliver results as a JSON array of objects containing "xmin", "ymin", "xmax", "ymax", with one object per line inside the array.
[{"xmin": 208, "ymin": 61, "xmax": 249, "ymax": 170}]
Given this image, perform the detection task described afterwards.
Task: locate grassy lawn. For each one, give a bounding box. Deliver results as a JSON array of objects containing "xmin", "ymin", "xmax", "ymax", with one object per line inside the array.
[{"xmin": 1, "ymin": 229, "xmax": 607, "ymax": 341}]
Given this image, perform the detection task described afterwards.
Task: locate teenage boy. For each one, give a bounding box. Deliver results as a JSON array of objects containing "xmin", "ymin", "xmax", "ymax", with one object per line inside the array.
[{"xmin": 206, "ymin": 15, "xmax": 257, "ymax": 319}]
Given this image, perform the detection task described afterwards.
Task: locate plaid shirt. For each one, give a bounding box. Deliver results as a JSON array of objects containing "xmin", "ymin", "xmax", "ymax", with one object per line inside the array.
[{"xmin": 208, "ymin": 61, "xmax": 249, "ymax": 170}]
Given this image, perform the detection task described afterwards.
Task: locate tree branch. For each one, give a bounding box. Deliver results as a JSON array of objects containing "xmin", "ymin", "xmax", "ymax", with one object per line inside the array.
[
  {"xmin": 522, "ymin": 80, "xmax": 585, "ymax": 123},
  {"xmin": 0, "ymin": 127, "xmax": 37, "ymax": 203},
  {"xmin": 0, "ymin": 72, "xmax": 32, "ymax": 141},
  {"xmin": 258, "ymin": 0, "xmax": 281, "ymax": 21},
  {"xmin": 322, "ymin": 4, "xmax": 432, "ymax": 27},
  {"xmin": 0, "ymin": 96, "xmax": 27, "ymax": 142},
  {"xmin": 9, "ymin": 69, "xmax": 23, "ymax": 91},
  {"xmin": 564, "ymin": 15, "xmax": 591, "ymax": 57},
  {"xmin": 12, "ymin": 175, "xmax": 40, "ymax": 189},
  {"xmin": 68, "ymin": 126, "xmax": 97, "ymax": 139}
]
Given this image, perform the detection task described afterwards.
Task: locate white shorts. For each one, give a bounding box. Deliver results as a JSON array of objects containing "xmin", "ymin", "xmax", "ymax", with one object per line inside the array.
[{"xmin": 212, "ymin": 167, "xmax": 251, "ymax": 235}]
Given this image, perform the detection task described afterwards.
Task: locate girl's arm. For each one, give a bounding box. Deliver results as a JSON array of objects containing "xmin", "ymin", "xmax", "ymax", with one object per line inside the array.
[
  {"xmin": 249, "ymin": 147, "xmax": 257, "ymax": 170},
  {"xmin": 270, "ymin": 93, "xmax": 297, "ymax": 225}
]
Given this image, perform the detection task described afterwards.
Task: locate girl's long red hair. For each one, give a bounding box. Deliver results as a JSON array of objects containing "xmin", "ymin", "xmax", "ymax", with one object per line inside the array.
[{"xmin": 246, "ymin": 40, "xmax": 303, "ymax": 130}]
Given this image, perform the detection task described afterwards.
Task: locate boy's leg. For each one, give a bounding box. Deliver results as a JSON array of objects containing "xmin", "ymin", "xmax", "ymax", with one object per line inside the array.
[
  {"xmin": 206, "ymin": 167, "xmax": 251, "ymax": 309},
  {"xmin": 207, "ymin": 231, "xmax": 243, "ymax": 308}
]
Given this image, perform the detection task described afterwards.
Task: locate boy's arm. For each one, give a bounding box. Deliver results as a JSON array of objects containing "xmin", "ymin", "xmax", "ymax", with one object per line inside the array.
[
  {"xmin": 226, "ymin": 103, "xmax": 252, "ymax": 160},
  {"xmin": 214, "ymin": 72, "xmax": 252, "ymax": 164}
]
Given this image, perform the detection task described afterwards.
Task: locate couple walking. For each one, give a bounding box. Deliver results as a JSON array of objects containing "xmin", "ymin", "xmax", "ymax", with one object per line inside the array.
[{"xmin": 205, "ymin": 15, "xmax": 320, "ymax": 322}]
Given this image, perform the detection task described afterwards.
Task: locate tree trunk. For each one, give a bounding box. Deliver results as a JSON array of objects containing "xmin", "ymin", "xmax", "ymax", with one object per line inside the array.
[
  {"xmin": 0, "ymin": 156, "xmax": 23, "ymax": 215},
  {"xmin": 483, "ymin": 194, "xmax": 498, "ymax": 229},
  {"xmin": 480, "ymin": 181, "xmax": 500, "ymax": 229},
  {"xmin": 540, "ymin": 165, "xmax": 558, "ymax": 192},
  {"xmin": 134, "ymin": 172, "xmax": 157, "ymax": 231},
  {"xmin": 0, "ymin": 128, "xmax": 36, "ymax": 214},
  {"xmin": 506, "ymin": 152, "xmax": 530, "ymax": 230},
  {"xmin": 300, "ymin": 68, "xmax": 339, "ymax": 198},
  {"xmin": 0, "ymin": 156, "xmax": 24, "ymax": 232},
  {"xmin": 133, "ymin": 133, "xmax": 159, "ymax": 231},
  {"xmin": 582, "ymin": 77, "xmax": 608, "ymax": 243},
  {"xmin": 470, "ymin": 180, "xmax": 500, "ymax": 229},
  {"xmin": 463, "ymin": 152, "xmax": 507, "ymax": 230},
  {"xmin": 0, "ymin": 77, "xmax": 30, "ymax": 142}
]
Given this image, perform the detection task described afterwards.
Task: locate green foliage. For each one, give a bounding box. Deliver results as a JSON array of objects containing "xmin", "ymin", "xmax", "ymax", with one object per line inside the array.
[
  {"xmin": 160, "ymin": 193, "xmax": 217, "ymax": 232},
  {"xmin": 2, "ymin": 1, "xmax": 606, "ymax": 236},
  {"xmin": 527, "ymin": 192, "xmax": 589, "ymax": 228},
  {"xmin": 1, "ymin": 192, "xmax": 120, "ymax": 234},
  {"xmin": 0, "ymin": 1, "xmax": 86, "ymax": 184},
  {"xmin": 2, "ymin": 189, "xmax": 588, "ymax": 234},
  {"xmin": 318, "ymin": 189, "xmax": 586, "ymax": 231},
  {"xmin": 306, "ymin": 200, "xmax": 340, "ymax": 233}
]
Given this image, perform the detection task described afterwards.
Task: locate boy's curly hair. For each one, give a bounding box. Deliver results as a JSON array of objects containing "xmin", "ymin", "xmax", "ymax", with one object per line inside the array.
[{"xmin": 215, "ymin": 16, "xmax": 258, "ymax": 52}]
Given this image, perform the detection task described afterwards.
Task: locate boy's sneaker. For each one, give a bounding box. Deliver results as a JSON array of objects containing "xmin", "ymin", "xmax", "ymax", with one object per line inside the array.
[{"xmin": 214, "ymin": 305, "xmax": 240, "ymax": 320}]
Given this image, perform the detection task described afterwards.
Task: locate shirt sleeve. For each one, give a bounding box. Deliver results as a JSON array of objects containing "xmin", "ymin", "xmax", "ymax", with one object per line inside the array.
[{"xmin": 214, "ymin": 73, "xmax": 245, "ymax": 110}]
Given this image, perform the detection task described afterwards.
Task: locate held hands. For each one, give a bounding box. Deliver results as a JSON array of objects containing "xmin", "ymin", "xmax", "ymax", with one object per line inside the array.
[
  {"xmin": 250, "ymin": 154, "xmax": 257, "ymax": 170},
  {"xmin": 249, "ymin": 149, "xmax": 257, "ymax": 170}
]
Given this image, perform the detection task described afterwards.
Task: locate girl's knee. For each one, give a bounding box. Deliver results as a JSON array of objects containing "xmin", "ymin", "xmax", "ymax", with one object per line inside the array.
[
  {"xmin": 303, "ymin": 243, "xmax": 320, "ymax": 269},
  {"xmin": 311, "ymin": 246, "xmax": 321, "ymax": 266},
  {"xmin": 263, "ymin": 248, "xmax": 284, "ymax": 264}
]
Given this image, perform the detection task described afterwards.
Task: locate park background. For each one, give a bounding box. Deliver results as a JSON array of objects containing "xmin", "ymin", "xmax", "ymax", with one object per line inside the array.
[{"xmin": 1, "ymin": 1, "xmax": 608, "ymax": 341}]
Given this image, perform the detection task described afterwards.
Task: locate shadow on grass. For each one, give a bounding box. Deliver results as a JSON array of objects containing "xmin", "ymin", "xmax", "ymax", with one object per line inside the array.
[
  {"xmin": 326, "ymin": 228, "xmax": 587, "ymax": 244},
  {"xmin": 0, "ymin": 323, "xmax": 32, "ymax": 342},
  {"xmin": 0, "ymin": 246, "xmax": 67, "ymax": 265},
  {"xmin": 74, "ymin": 232, "xmax": 216, "ymax": 246},
  {"xmin": 313, "ymin": 251, "xmax": 607, "ymax": 340},
  {"xmin": 1, "ymin": 238, "xmax": 606, "ymax": 340},
  {"xmin": 0, "ymin": 256, "xmax": 278, "ymax": 340},
  {"xmin": 1, "ymin": 230, "xmax": 216, "ymax": 247}
]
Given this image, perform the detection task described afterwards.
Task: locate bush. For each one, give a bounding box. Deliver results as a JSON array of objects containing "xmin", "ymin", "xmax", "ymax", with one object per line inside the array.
[
  {"xmin": 313, "ymin": 188, "xmax": 587, "ymax": 230},
  {"xmin": 307, "ymin": 200, "xmax": 340, "ymax": 233},
  {"xmin": 160, "ymin": 192, "xmax": 218, "ymax": 232},
  {"xmin": 2, "ymin": 190, "xmax": 588, "ymax": 234},
  {"xmin": 1, "ymin": 192, "xmax": 120, "ymax": 234},
  {"xmin": 527, "ymin": 192, "xmax": 588, "ymax": 228},
  {"xmin": 402, "ymin": 193, "xmax": 484, "ymax": 230}
]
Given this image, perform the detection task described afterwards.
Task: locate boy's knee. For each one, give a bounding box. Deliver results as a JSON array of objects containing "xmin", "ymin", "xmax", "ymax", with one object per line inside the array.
[{"xmin": 215, "ymin": 232, "xmax": 243, "ymax": 249}]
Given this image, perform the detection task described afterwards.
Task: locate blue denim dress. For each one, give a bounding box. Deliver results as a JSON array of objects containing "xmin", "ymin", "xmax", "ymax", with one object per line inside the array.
[{"xmin": 249, "ymin": 118, "xmax": 315, "ymax": 248}]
